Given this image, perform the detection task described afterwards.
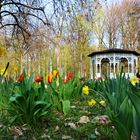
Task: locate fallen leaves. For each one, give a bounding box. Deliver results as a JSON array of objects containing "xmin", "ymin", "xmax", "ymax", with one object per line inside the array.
[
  {"xmin": 79, "ymin": 116, "xmax": 90, "ymax": 124},
  {"xmin": 9, "ymin": 126, "xmax": 23, "ymax": 137},
  {"xmin": 67, "ymin": 122, "xmax": 77, "ymax": 129},
  {"xmin": 55, "ymin": 125, "xmax": 60, "ymax": 131},
  {"xmin": 62, "ymin": 135, "xmax": 72, "ymax": 139},
  {"xmin": 94, "ymin": 115, "xmax": 111, "ymax": 125}
]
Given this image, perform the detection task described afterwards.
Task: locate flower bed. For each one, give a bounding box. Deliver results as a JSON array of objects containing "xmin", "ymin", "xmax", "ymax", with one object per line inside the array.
[{"xmin": 0, "ymin": 70, "xmax": 140, "ymax": 139}]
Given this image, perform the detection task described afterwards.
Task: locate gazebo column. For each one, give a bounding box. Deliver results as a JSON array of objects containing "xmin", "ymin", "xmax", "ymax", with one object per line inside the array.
[
  {"xmin": 95, "ymin": 64, "xmax": 97, "ymax": 77},
  {"xmin": 130, "ymin": 63, "xmax": 133, "ymax": 73},
  {"xmin": 113, "ymin": 55, "xmax": 115, "ymax": 74},
  {"xmin": 129, "ymin": 61, "xmax": 134, "ymax": 76},
  {"xmin": 118, "ymin": 62, "xmax": 120, "ymax": 72},
  {"xmin": 131, "ymin": 57, "xmax": 135, "ymax": 75},
  {"xmin": 113, "ymin": 63, "xmax": 115, "ymax": 73},
  {"xmin": 136, "ymin": 58, "xmax": 138, "ymax": 69},
  {"xmin": 128, "ymin": 62, "xmax": 134, "ymax": 77},
  {"xmin": 127, "ymin": 61, "xmax": 129, "ymax": 73},
  {"xmin": 109, "ymin": 62, "xmax": 114, "ymax": 78},
  {"xmin": 128, "ymin": 62, "xmax": 130, "ymax": 73},
  {"xmin": 100, "ymin": 63, "xmax": 101, "ymax": 76},
  {"xmin": 109, "ymin": 62, "xmax": 111, "ymax": 76},
  {"xmin": 90, "ymin": 59, "xmax": 93, "ymax": 79},
  {"xmin": 95, "ymin": 63, "xmax": 101, "ymax": 78}
]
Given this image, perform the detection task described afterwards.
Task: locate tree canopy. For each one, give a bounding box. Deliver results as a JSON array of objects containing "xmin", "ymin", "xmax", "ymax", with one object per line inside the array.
[{"xmin": 0, "ymin": 0, "xmax": 140, "ymax": 77}]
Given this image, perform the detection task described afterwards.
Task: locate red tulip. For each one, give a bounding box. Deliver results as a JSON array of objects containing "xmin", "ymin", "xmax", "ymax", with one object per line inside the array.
[
  {"xmin": 17, "ymin": 73, "xmax": 24, "ymax": 83},
  {"xmin": 97, "ymin": 77, "xmax": 101, "ymax": 80},
  {"xmin": 66, "ymin": 76, "xmax": 70, "ymax": 81},
  {"xmin": 35, "ymin": 74, "xmax": 43, "ymax": 83},
  {"xmin": 62, "ymin": 79, "xmax": 67, "ymax": 83},
  {"xmin": 68, "ymin": 72, "xmax": 73, "ymax": 79}
]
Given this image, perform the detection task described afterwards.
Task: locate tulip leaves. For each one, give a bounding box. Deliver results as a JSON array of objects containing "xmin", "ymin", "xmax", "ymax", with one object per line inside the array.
[
  {"xmin": 62, "ymin": 100, "xmax": 70, "ymax": 115},
  {"xmin": 48, "ymin": 74, "xmax": 78, "ymax": 115},
  {"xmin": 27, "ymin": 72, "xmax": 35, "ymax": 91},
  {"xmin": 7, "ymin": 72, "xmax": 52, "ymax": 125}
]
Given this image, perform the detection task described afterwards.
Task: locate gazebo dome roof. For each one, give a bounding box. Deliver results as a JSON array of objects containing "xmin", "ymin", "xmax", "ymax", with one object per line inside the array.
[{"xmin": 88, "ymin": 48, "xmax": 140, "ymax": 57}]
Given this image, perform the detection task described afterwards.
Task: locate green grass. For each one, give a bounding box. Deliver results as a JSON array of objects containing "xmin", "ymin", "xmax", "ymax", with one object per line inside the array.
[{"xmin": 0, "ymin": 97, "xmax": 114, "ymax": 140}]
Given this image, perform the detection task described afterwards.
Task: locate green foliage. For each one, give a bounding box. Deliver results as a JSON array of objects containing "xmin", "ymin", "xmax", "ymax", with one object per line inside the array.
[
  {"xmin": 95, "ymin": 73, "xmax": 140, "ymax": 140},
  {"xmin": 0, "ymin": 80, "xmax": 13, "ymax": 110},
  {"xmin": 7, "ymin": 72, "xmax": 51, "ymax": 125},
  {"xmin": 1, "ymin": 71, "xmax": 140, "ymax": 139},
  {"xmin": 62, "ymin": 100, "xmax": 70, "ymax": 115},
  {"xmin": 48, "ymin": 75, "xmax": 80, "ymax": 115}
]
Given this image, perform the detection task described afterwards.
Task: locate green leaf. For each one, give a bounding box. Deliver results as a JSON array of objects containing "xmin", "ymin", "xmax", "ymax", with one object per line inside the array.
[
  {"xmin": 128, "ymin": 92, "xmax": 140, "ymax": 117},
  {"xmin": 62, "ymin": 100, "xmax": 70, "ymax": 115},
  {"xmin": 119, "ymin": 96, "xmax": 133, "ymax": 137},
  {"xmin": 34, "ymin": 101, "xmax": 48, "ymax": 105},
  {"xmin": 33, "ymin": 108, "xmax": 42, "ymax": 117},
  {"xmin": 90, "ymin": 134, "xmax": 96, "ymax": 139},
  {"xmin": 133, "ymin": 108, "xmax": 140, "ymax": 139},
  {"xmin": 9, "ymin": 115, "xmax": 18, "ymax": 124},
  {"xmin": 27, "ymin": 72, "xmax": 35, "ymax": 91},
  {"xmin": 111, "ymin": 115, "xmax": 129, "ymax": 140},
  {"xmin": 39, "ymin": 110, "xmax": 49, "ymax": 118},
  {"xmin": 9, "ymin": 96, "xmax": 18, "ymax": 102}
]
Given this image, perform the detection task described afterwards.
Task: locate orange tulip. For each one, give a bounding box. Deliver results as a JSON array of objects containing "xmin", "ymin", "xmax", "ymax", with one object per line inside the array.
[{"xmin": 48, "ymin": 73, "xmax": 53, "ymax": 83}]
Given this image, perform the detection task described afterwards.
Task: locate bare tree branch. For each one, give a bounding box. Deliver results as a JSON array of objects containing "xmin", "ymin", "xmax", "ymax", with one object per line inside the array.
[
  {"xmin": 2, "ymin": 1, "xmax": 44, "ymax": 11},
  {"xmin": 0, "ymin": 0, "xmax": 50, "ymax": 41}
]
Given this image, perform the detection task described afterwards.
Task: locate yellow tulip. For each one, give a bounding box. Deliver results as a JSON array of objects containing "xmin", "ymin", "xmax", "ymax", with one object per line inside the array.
[{"xmin": 53, "ymin": 70, "xmax": 58, "ymax": 78}]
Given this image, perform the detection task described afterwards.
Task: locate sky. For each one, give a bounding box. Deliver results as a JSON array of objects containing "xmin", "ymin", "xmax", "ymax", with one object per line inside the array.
[{"xmin": 107, "ymin": 0, "xmax": 121, "ymax": 5}]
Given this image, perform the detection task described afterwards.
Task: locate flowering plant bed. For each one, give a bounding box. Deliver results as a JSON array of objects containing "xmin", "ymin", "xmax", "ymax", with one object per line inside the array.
[{"xmin": 0, "ymin": 70, "xmax": 140, "ymax": 140}]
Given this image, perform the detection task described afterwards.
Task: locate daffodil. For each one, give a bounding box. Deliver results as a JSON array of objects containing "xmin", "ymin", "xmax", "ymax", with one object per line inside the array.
[
  {"xmin": 88, "ymin": 99, "xmax": 96, "ymax": 106},
  {"xmin": 0, "ymin": 69, "xmax": 8, "ymax": 77},
  {"xmin": 82, "ymin": 85, "xmax": 89, "ymax": 95},
  {"xmin": 130, "ymin": 76, "xmax": 139, "ymax": 86},
  {"xmin": 99, "ymin": 100, "xmax": 106, "ymax": 107}
]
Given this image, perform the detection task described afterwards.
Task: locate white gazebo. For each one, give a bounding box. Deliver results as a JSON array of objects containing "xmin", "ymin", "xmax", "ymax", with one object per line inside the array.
[{"xmin": 88, "ymin": 48, "xmax": 140, "ymax": 79}]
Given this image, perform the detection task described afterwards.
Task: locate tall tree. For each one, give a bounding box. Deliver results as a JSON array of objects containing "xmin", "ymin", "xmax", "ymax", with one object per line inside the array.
[{"xmin": 0, "ymin": 0, "xmax": 49, "ymax": 38}]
